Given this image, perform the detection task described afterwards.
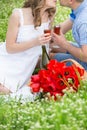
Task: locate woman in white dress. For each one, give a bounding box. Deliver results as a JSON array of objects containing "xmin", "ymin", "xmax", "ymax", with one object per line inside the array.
[{"xmin": 0, "ymin": 0, "xmax": 56, "ymax": 101}]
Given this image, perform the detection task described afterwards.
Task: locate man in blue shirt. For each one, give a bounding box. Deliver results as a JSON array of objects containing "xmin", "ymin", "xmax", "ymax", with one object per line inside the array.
[{"xmin": 52, "ymin": 0, "xmax": 87, "ymax": 70}]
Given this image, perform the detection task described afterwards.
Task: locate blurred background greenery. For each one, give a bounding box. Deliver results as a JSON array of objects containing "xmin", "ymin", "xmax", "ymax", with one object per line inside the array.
[
  {"xmin": 0, "ymin": 0, "xmax": 23, "ymax": 42},
  {"xmin": 0, "ymin": 0, "xmax": 72, "ymax": 42}
]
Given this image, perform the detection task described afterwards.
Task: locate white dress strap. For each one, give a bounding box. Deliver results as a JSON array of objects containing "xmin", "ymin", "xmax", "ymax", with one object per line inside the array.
[
  {"xmin": 18, "ymin": 9, "xmax": 24, "ymax": 26},
  {"xmin": 12, "ymin": 8, "xmax": 24, "ymax": 26}
]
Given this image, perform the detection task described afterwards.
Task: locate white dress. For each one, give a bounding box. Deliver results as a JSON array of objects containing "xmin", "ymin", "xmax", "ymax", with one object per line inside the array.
[{"xmin": 0, "ymin": 9, "xmax": 50, "ymax": 101}]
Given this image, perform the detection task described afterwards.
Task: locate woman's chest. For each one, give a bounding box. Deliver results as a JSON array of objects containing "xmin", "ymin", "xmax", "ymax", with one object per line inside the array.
[{"xmin": 17, "ymin": 23, "xmax": 49, "ymax": 42}]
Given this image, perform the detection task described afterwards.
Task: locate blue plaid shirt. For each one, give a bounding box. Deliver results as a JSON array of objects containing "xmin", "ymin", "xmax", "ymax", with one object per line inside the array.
[{"xmin": 69, "ymin": 0, "xmax": 87, "ymax": 47}]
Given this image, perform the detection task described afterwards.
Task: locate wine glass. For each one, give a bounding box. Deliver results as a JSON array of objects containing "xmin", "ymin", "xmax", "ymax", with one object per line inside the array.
[
  {"xmin": 51, "ymin": 25, "xmax": 61, "ymax": 49},
  {"xmin": 44, "ymin": 29, "xmax": 51, "ymax": 35},
  {"xmin": 54, "ymin": 25, "xmax": 60, "ymax": 35}
]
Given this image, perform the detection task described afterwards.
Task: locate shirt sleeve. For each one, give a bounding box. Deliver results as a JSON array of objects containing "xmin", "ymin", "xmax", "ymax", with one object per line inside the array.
[{"xmin": 78, "ymin": 23, "xmax": 87, "ymax": 45}]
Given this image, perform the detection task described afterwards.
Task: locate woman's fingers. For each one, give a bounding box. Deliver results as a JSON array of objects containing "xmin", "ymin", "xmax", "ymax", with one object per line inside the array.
[
  {"xmin": 0, "ymin": 84, "xmax": 12, "ymax": 94},
  {"xmin": 38, "ymin": 34, "xmax": 51, "ymax": 45}
]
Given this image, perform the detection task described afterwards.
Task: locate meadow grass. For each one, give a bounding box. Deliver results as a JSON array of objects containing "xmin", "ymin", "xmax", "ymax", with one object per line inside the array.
[
  {"xmin": 0, "ymin": 1, "xmax": 87, "ymax": 130},
  {"xmin": 0, "ymin": 83, "xmax": 87, "ymax": 130}
]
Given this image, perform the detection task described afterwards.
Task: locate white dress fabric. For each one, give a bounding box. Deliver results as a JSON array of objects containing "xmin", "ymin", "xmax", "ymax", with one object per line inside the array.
[{"xmin": 0, "ymin": 8, "xmax": 50, "ymax": 101}]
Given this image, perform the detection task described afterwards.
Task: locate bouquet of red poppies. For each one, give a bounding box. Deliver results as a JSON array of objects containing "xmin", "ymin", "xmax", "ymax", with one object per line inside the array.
[{"xmin": 29, "ymin": 59, "xmax": 84, "ymax": 100}]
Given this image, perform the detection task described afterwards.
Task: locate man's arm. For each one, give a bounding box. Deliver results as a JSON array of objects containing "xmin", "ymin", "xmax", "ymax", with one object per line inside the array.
[{"xmin": 60, "ymin": 18, "xmax": 73, "ymax": 34}]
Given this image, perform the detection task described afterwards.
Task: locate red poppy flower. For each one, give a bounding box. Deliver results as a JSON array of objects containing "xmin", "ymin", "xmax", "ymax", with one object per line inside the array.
[
  {"xmin": 31, "ymin": 74, "xmax": 40, "ymax": 82},
  {"xmin": 30, "ymin": 82, "xmax": 40, "ymax": 93},
  {"xmin": 29, "ymin": 59, "xmax": 84, "ymax": 99}
]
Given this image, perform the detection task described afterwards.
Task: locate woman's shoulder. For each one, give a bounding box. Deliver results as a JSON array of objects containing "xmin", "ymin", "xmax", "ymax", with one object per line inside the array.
[
  {"xmin": 11, "ymin": 8, "xmax": 21, "ymax": 17},
  {"xmin": 8, "ymin": 8, "xmax": 21, "ymax": 26},
  {"xmin": 12, "ymin": 8, "xmax": 24, "ymax": 16},
  {"xmin": 10, "ymin": 8, "xmax": 32, "ymax": 26},
  {"xmin": 11, "ymin": 8, "xmax": 25, "ymax": 21},
  {"xmin": 12, "ymin": 8, "xmax": 31, "ymax": 16},
  {"xmin": 13, "ymin": 8, "xmax": 20, "ymax": 11}
]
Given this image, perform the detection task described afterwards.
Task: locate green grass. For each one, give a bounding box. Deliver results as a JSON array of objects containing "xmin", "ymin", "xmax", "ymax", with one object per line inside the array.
[
  {"xmin": 0, "ymin": 82, "xmax": 87, "ymax": 130},
  {"xmin": 0, "ymin": 1, "xmax": 87, "ymax": 130}
]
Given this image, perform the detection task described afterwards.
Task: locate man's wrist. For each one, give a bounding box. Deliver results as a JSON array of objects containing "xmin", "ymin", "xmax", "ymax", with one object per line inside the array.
[{"xmin": 63, "ymin": 41, "xmax": 71, "ymax": 51}]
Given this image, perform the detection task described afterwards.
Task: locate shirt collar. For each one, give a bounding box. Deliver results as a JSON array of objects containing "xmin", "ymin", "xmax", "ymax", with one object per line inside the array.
[{"xmin": 73, "ymin": 0, "xmax": 86, "ymax": 17}]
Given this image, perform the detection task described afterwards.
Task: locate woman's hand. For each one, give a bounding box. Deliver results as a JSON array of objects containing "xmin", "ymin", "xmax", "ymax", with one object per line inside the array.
[
  {"xmin": 37, "ymin": 33, "xmax": 51, "ymax": 46},
  {"xmin": 0, "ymin": 84, "xmax": 12, "ymax": 94}
]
